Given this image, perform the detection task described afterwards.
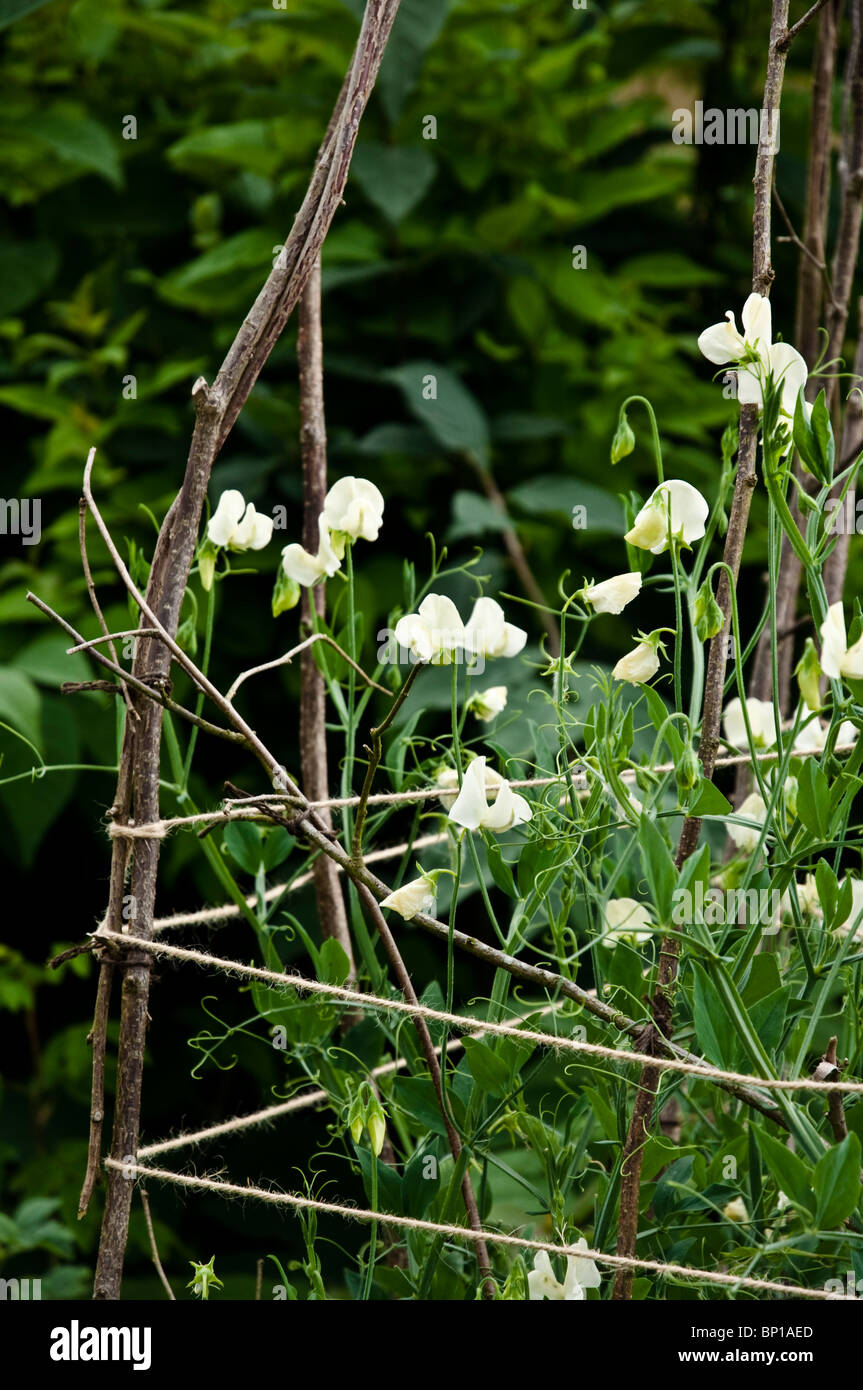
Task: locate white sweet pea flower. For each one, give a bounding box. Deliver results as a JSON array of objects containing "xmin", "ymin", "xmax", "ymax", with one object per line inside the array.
[
  {"xmin": 723, "ymin": 697, "xmax": 778, "ymax": 750},
  {"xmin": 395, "ymin": 594, "xmax": 465, "ymax": 664},
  {"xmin": 581, "ymin": 572, "xmax": 642, "ymax": 615},
  {"xmin": 322, "ymin": 476, "xmax": 384, "ymax": 543},
  {"xmin": 698, "ymin": 292, "xmax": 773, "ymax": 378},
  {"xmin": 436, "ymin": 761, "xmax": 503, "ymax": 808},
  {"xmin": 467, "ymin": 686, "xmax": 508, "ymax": 721},
  {"xmin": 728, "ymin": 792, "xmax": 767, "ymax": 853},
  {"xmin": 380, "ymin": 869, "xmax": 439, "ymax": 920},
  {"xmin": 820, "ymin": 601, "xmax": 863, "ymax": 681},
  {"xmin": 281, "ymin": 515, "xmax": 341, "ymax": 587},
  {"xmin": 463, "ymin": 597, "xmax": 527, "ymax": 660},
  {"xmin": 624, "ymin": 481, "xmax": 708, "ymax": 555},
  {"xmin": 447, "ymin": 755, "xmax": 532, "ymax": 833},
  {"xmin": 528, "ymin": 1250, "xmax": 593, "ymax": 1302},
  {"xmin": 698, "ymin": 293, "xmax": 810, "ymax": 419},
  {"xmin": 602, "ymin": 897, "xmax": 653, "ymax": 947},
  {"xmin": 208, "ymin": 489, "xmax": 274, "ymax": 551},
  {"xmin": 612, "ymin": 631, "xmax": 664, "ymax": 685}
]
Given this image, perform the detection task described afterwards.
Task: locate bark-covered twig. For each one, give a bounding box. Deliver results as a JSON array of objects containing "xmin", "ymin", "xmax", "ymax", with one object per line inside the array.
[
  {"xmin": 817, "ymin": 1036, "xmax": 848, "ymax": 1142},
  {"xmin": 139, "ymin": 1189, "xmax": 176, "ymax": 1299},
  {"xmin": 85, "ymin": 0, "xmax": 403, "ymax": 1300},
  {"xmin": 297, "ymin": 255, "xmax": 356, "ymax": 974},
  {"xmin": 612, "ymin": 0, "xmax": 792, "ymax": 1301}
]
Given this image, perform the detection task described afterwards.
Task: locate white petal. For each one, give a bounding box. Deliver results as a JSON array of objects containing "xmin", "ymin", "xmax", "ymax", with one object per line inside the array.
[
  {"xmin": 728, "ymin": 793, "xmax": 767, "ymax": 852},
  {"xmin": 741, "ymin": 292, "xmax": 772, "ymax": 358},
  {"xmin": 380, "ymin": 877, "xmax": 436, "ymax": 919},
  {"xmin": 447, "ymin": 757, "xmax": 490, "ymax": 831},
  {"xmin": 207, "ymin": 489, "xmax": 246, "ymax": 547},
  {"xmin": 736, "ymin": 364, "xmax": 765, "ymax": 408},
  {"xmin": 281, "ymin": 543, "xmax": 325, "ymax": 586},
  {"xmin": 322, "ymin": 476, "xmax": 384, "ymax": 541},
  {"xmin": 394, "ymin": 614, "xmax": 435, "ymax": 663},
  {"xmin": 463, "ymin": 597, "xmax": 507, "ymax": 657},
  {"xmin": 698, "ymin": 313, "xmax": 745, "ymax": 365},
  {"xmin": 480, "ymin": 781, "xmax": 532, "ymax": 832},
  {"xmin": 820, "ymin": 602, "xmax": 848, "ymax": 680},
  {"xmin": 768, "ymin": 341, "xmax": 808, "ymax": 417},
  {"xmin": 584, "ymin": 572, "xmax": 642, "ymax": 615},
  {"xmin": 246, "ymin": 511, "xmax": 274, "ymax": 550},
  {"xmin": 612, "ymin": 641, "xmax": 659, "ymax": 684},
  {"xmin": 841, "ymin": 632, "xmax": 863, "ymax": 680}
]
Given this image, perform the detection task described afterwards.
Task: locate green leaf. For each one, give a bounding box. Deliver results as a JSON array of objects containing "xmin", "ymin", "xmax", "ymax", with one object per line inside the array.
[
  {"xmin": 386, "ymin": 361, "xmax": 490, "ymax": 461},
  {"xmin": 377, "ymin": 0, "xmax": 448, "ymax": 123},
  {"xmin": 484, "ymin": 840, "xmax": 520, "ymax": 899},
  {"xmin": 0, "ymin": 669, "xmax": 42, "ymax": 748},
  {"xmin": 0, "ymin": 0, "xmax": 58, "ymax": 30},
  {"xmin": 507, "ymin": 474, "xmax": 625, "ymax": 534},
  {"xmin": 691, "ymin": 962, "xmax": 733, "ymax": 1069},
  {"xmin": 754, "ymin": 1129, "xmax": 815, "ymax": 1214},
  {"xmin": 796, "ymin": 757, "xmax": 831, "ymax": 839},
  {"xmin": 813, "ymin": 1133, "xmax": 861, "ymax": 1228},
  {"xmin": 11, "ymin": 633, "xmax": 90, "ymax": 687},
  {"xmin": 351, "ymin": 143, "xmax": 437, "ymax": 224},
  {"xmin": 317, "ymin": 938, "xmax": 351, "ymax": 987},
  {"xmin": 462, "ymin": 1038, "xmax": 513, "ymax": 1096},
  {"xmin": 445, "ymin": 490, "xmax": 509, "ymax": 543},
  {"xmin": 638, "ymin": 815, "xmax": 676, "ymax": 923},
  {"xmin": 259, "ymin": 828, "xmax": 293, "ymax": 873},
  {"xmin": 222, "ymin": 821, "xmax": 263, "ymax": 876},
  {"xmin": 0, "ymin": 239, "xmax": 59, "ymax": 315},
  {"xmin": 27, "ymin": 110, "xmax": 122, "ymax": 188},
  {"xmin": 687, "ymin": 779, "xmax": 733, "ymax": 817}
]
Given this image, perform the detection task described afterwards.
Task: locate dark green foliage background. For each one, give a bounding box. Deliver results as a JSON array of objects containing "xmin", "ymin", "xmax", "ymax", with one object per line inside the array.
[{"xmin": 0, "ymin": 0, "xmax": 856, "ymax": 1297}]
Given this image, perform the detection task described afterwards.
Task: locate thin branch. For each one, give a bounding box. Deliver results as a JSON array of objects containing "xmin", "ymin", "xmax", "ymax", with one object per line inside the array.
[
  {"xmin": 89, "ymin": 0, "xmax": 403, "ymax": 1301},
  {"xmin": 69, "ymin": 629, "xmax": 160, "ymax": 655},
  {"xmin": 139, "ymin": 1189, "xmax": 176, "ymax": 1299},
  {"xmin": 226, "ymin": 632, "xmax": 388, "ymax": 703},
  {"xmin": 777, "ymin": 0, "xmax": 831, "ymax": 51},
  {"xmin": 79, "ymin": 500, "xmax": 136, "ymax": 721}
]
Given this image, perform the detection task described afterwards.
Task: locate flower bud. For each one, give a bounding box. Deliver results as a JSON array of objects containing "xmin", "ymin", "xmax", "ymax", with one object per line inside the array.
[
  {"xmin": 272, "ymin": 566, "xmax": 301, "ymax": 618},
  {"xmin": 694, "ymin": 577, "xmax": 724, "ymax": 643},
  {"xmin": 676, "ymin": 745, "xmax": 700, "ymax": 796},
  {"xmin": 794, "ymin": 637, "xmax": 822, "ymax": 713},
  {"xmin": 611, "ymin": 411, "xmax": 636, "ymax": 464}
]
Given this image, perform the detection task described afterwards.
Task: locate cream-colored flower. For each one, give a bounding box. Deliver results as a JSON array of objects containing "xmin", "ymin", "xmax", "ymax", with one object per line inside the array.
[
  {"xmin": 208, "ymin": 489, "xmax": 274, "ymax": 551},
  {"xmin": 698, "ymin": 293, "xmax": 809, "ymax": 418},
  {"xmin": 723, "ymin": 1197, "xmax": 749, "ymax": 1223},
  {"xmin": 380, "ymin": 873, "xmax": 437, "ymax": 920},
  {"xmin": 728, "ymin": 792, "xmax": 767, "ymax": 853},
  {"xmin": 463, "ymin": 597, "xmax": 527, "ymax": 660},
  {"xmin": 602, "ymin": 897, "xmax": 653, "ymax": 947},
  {"xmin": 624, "ymin": 481, "xmax": 708, "ymax": 555},
  {"xmin": 280, "ymin": 515, "xmax": 341, "ymax": 587},
  {"xmin": 528, "ymin": 1251, "xmax": 589, "ymax": 1301},
  {"xmin": 468, "ymin": 686, "xmax": 508, "ymax": 721},
  {"xmin": 820, "ymin": 602, "xmax": 863, "ymax": 681},
  {"xmin": 447, "ymin": 755, "xmax": 532, "ymax": 833},
  {"xmin": 612, "ymin": 640, "xmax": 660, "ymax": 685},
  {"xmin": 723, "ymin": 697, "xmax": 778, "ymax": 750},
  {"xmin": 436, "ymin": 761, "xmax": 502, "ymax": 807},
  {"xmin": 395, "ymin": 594, "xmax": 465, "ymax": 664},
  {"xmin": 322, "ymin": 476, "xmax": 384, "ymax": 543},
  {"xmin": 581, "ymin": 572, "xmax": 642, "ymax": 615}
]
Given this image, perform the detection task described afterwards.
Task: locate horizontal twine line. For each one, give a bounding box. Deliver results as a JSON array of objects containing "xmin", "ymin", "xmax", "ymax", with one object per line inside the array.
[
  {"xmin": 97, "ymin": 931, "xmax": 863, "ymax": 1095},
  {"xmin": 148, "ymin": 833, "xmax": 447, "ymax": 933},
  {"xmin": 106, "ymin": 739, "xmax": 857, "ymax": 842},
  {"xmin": 108, "ymin": 1160, "xmax": 847, "ymax": 1301}
]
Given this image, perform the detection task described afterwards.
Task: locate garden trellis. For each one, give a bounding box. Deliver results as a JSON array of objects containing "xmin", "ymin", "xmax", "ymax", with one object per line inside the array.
[{"xmin": 21, "ymin": 0, "xmax": 863, "ymax": 1303}]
